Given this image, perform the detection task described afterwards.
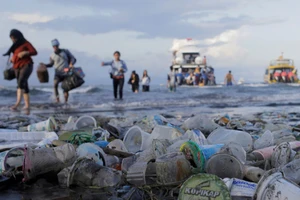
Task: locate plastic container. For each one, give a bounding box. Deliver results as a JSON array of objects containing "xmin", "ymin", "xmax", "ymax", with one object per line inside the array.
[
  {"xmin": 207, "ymin": 128, "xmax": 253, "ymax": 152},
  {"xmin": 27, "ymin": 117, "xmax": 58, "ymax": 132},
  {"xmin": 180, "ymin": 141, "xmax": 223, "ymax": 172},
  {"xmin": 253, "ymin": 130, "xmax": 274, "ymax": 150},
  {"xmin": 205, "ymin": 153, "xmax": 244, "ymax": 179},
  {"xmin": 0, "ymin": 147, "xmax": 24, "ymax": 174},
  {"xmin": 253, "ymin": 141, "xmax": 300, "ymax": 160},
  {"xmin": 107, "ymin": 139, "xmax": 128, "ymax": 152},
  {"xmin": 156, "ymin": 152, "xmax": 191, "ymax": 186},
  {"xmin": 178, "ymin": 174, "xmax": 231, "ymax": 200},
  {"xmin": 223, "ymin": 178, "xmax": 257, "ymax": 199},
  {"xmin": 74, "ymin": 115, "xmax": 97, "ymax": 130},
  {"xmin": 151, "ymin": 125, "xmax": 182, "ymax": 141},
  {"xmin": 123, "ymin": 126, "xmax": 151, "ymax": 153},
  {"xmin": 76, "ymin": 143, "xmax": 107, "ymax": 166},
  {"xmin": 219, "ymin": 142, "xmax": 246, "ymax": 164},
  {"xmin": 255, "ymin": 171, "xmax": 300, "ymax": 200},
  {"xmin": 0, "ymin": 131, "xmax": 58, "ymax": 150}
]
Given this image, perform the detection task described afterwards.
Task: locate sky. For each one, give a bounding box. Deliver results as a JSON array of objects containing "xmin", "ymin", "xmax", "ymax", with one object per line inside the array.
[{"xmin": 0, "ymin": 0, "xmax": 299, "ymax": 86}]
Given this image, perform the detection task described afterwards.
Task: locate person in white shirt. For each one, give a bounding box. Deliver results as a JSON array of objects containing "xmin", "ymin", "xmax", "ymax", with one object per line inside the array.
[{"xmin": 141, "ymin": 70, "xmax": 151, "ymax": 92}]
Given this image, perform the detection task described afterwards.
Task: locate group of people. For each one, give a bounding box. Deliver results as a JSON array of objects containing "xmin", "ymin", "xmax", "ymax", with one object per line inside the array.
[
  {"xmin": 2, "ymin": 29, "xmax": 153, "ymax": 113},
  {"xmin": 170, "ymin": 66, "xmax": 216, "ymax": 87},
  {"xmin": 2, "ymin": 29, "xmax": 80, "ymax": 113},
  {"xmin": 127, "ymin": 70, "xmax": 151, "ymax": 93},
  {"xmin": 271, "ymin": 69, "xmax": 297, "ymax": 83}
]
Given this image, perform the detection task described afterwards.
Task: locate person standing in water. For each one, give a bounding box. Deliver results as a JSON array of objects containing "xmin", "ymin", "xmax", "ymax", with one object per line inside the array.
[
  {"xmin": 141, "ymin": 70, "xmax": 151, "ymax": 92},
  {"xmin": 102, "ymin": 51, "xmax": 128, "ymax": 100},
  {"xmin": 168, "ymin": 66, "xmax": 177, "ymax": 92},
  {"xmin": 128, "ymin": 71, "xmax": 139, "ymax": 93},
  {"xmin": 42, "ymin": 39, "xmax": 76, "ymax": 103},
  {"xmin": 224, "ymin": 70, "xmax": 236, "ymax": 86},
  {"xmin": 3, "ymin": 29, "xmax": 37, "ymax": 112}
]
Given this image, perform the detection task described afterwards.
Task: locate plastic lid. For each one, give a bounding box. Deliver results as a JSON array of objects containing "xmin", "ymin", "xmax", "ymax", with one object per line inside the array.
[{"xmin": 178, "ymin": 173, "xmax": 231, "ymax": 200}]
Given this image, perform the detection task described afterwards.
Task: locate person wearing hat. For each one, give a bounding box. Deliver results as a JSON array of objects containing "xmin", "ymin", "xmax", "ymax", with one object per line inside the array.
[
  {"xmin": 3, "ymin": 29, "xmax": 38, "ymax": 113},
  {"xmin": 41, "ymin": 39, "xmax": 76, "ymax": 103},
  {"xmin": 128, "ymin": 70, "xmax": 140, "ymax": 93},
  {"xmin": 102, "ymin": 51, "xmax": 128, "ymax": 100}
]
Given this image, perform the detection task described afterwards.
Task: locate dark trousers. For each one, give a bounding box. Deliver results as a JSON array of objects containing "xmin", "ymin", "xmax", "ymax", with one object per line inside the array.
[
  {"xmin": 131, "ymin": 84, "xmax": 139, "ymax": 92},
  {"xmin": 142, "ymin": 85, "xmax": 150, "ymax": 92},
  {"xmin": 113, "ymin": 78, "xmax": 124, "ymax": 99},
  {"xmin": 14, "ymin": 64, "xmax": 33, "ymax": 94},
  {"xmin": 54, "ymin": 74, "xmax": 67, "ymax": 98}
]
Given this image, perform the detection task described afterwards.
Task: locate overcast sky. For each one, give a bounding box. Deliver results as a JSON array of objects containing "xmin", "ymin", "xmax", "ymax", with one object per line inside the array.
[{"xmin": 0, "ymin": 0, "xmax": 298, "ymax": 86}]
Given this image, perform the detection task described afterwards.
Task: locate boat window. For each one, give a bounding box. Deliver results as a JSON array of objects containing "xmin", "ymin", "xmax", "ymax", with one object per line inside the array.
[
  {"xmin": 265, "ymin": 69, "xmax": 269, "ymax": 75},
  {"xmin": 183, "ymin": 53, "xmax": 199, "ymax": 64}
]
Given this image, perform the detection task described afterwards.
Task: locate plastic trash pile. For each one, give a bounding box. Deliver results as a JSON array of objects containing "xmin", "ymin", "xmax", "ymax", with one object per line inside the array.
[{"xmin": 1, "ymin": 112, "xmax": 300, "ymax": 199}]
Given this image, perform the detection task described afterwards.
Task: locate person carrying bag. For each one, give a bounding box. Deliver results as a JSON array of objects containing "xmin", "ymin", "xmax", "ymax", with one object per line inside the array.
[
  {"xmin": 41, "ymin": 39, "xmax": 84, "ymax": 103},
  {"xmin": 3, "ymin": 55, "xmax": 16, "ymax": 81}
]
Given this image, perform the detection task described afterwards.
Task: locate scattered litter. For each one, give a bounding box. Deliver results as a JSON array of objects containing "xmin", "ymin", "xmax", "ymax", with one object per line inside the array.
[{"xmin": 1, "ymin": 112, "xmax": 300, "ymax": 199}]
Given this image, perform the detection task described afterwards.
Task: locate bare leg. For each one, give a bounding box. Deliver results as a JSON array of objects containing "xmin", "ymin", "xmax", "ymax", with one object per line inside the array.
[
  {"xmin": 64, "ymin": 92, "xmax": 69, "ymax": 103},
  {"xmin": 23, "ymin": 93, "xmax": 30, "ymax": 109},
  {"xmin": 11, "ymin": 88, "xmax": 23, "ymax": 111}
]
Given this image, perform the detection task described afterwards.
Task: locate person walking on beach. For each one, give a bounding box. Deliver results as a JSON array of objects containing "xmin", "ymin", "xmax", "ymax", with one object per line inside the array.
[
  {"xmin": 3, "ymin": 29, "xmax": 37, "ymax": 112},
  {"xmin": 42, "ymin": 39, "xmax": 77, "ymax": 103},
  {"xmin": 141, "ymin": 70, "xmax": 151, "ymax": 92},
  {"xmin": 128, "ymin": 70, "xmax": 139, "ymax": 93},
  {"xmin": 168, "ymin": 66, "xmax": 177, "ymax": 92},
  {"xmin": 224, "ymin": 70, "xmax": 236, "ymax": 86},
  {"xmin": 102, "ymin": 51, "xmax": 128, "ymax": 100}
]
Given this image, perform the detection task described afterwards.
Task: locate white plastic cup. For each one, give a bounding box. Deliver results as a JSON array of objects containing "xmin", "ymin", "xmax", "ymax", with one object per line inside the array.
[
  {"xmin": 207, "ymin": 128, "xmax": 253, "ymax": 152},
  {"xmin": 27, "ymin": 117, "xmax": 58, "ymax": 132},
  {"xmin": 74, "ymin": 115, "xmax": 97, "ymax": 130},
  {"xmin": 123, "ymin": 126, "xmax": 152, "ymax": 153},
  {"xmin": 255, "ymin": 171, "xmax": 300, "ymax": 200},
  {"xmin": 151, "ymin": 125, "xmax": 182, "ymax": 141}
]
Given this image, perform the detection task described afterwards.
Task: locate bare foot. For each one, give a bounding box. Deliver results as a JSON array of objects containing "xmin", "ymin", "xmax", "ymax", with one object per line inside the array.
[
  {"xmin": 10, "ymin": 105, "xmax": 19, "ymax": 111},
  {"xmin": 22, "ymin": 106, "xmax": 30, "ymax": 111}
]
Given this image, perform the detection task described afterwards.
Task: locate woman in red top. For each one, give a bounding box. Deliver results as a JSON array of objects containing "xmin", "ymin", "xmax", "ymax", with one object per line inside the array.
[{"xmin": 3, "ymin": 29, "xmax": 37, "ymax": 112}]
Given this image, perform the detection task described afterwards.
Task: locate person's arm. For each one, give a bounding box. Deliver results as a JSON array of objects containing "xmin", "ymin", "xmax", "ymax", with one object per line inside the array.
[
  {"xmin": 26, "ymin": 42, "xmax": 38, "ymax": 56},
  {"xmin": 65, "ymin": 49, "xmax": 76, "ymax": 66},
  {"xmin": 45, "ymin": 57, "xmax": 54, "ymax": 68},
  {"xmin": 121, "ymin": 61, "xmax": 128, "ymax": 73},
  {"xmin": 18, "ymin": 42, "xmax": 38, "ymax": 58},
  {"xmin": 101, "ymin": 61, "xmax": 113, "ymax": 66},
  {"xmin": 232, "ymin": 76, "xmax": 237, "ymax": 84}
]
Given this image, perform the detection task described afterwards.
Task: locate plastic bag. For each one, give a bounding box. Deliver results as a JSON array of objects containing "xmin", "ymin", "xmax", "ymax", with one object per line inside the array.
[
  {"xmin": 3, "ymin": 68, "xmax": 15, "ymax": 81},
  {"xmin": 61, "ymin": 71, "xmax": 84, "ymax": 92},
  {"xmin": 253, "ymin": 130, "xmax": 274, "ymax": 150}
]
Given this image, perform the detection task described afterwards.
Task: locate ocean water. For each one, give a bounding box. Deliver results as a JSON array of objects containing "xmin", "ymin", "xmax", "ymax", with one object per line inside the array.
[{"xmin": 0, "ymin": 83, "xmax": 300, "ymax": 117}]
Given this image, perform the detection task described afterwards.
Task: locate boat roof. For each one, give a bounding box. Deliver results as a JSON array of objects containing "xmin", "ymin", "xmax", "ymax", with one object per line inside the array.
[
  {"xmin": 267, "ymin": 66, "xmax": 295, "ymax": 70},
  {"xmin": 177, "ymin": 46, "xmax": 200, "ymax": 54}
]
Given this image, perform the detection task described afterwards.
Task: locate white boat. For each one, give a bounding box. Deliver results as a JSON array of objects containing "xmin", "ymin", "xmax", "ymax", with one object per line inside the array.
[{"xmin": 170, "ymin": 38, "xmax": 216, "ymax": 86}]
